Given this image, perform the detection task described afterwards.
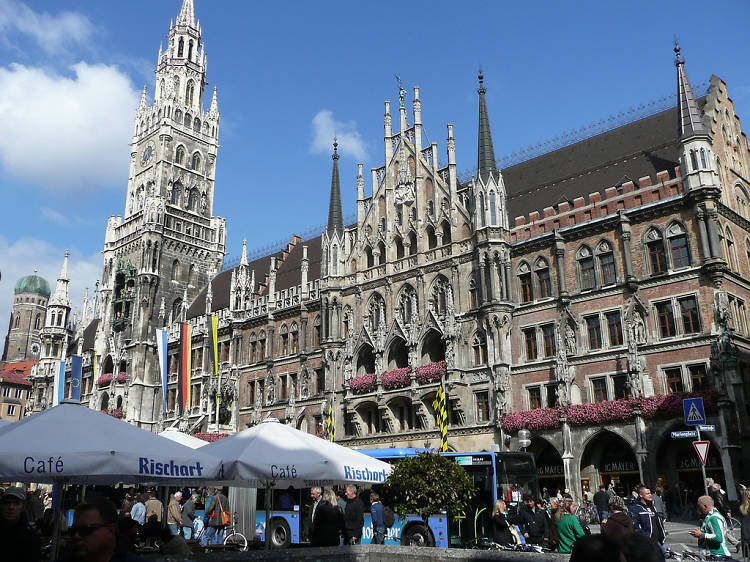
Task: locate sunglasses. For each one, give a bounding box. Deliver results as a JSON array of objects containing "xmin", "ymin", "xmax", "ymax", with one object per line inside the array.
[{"xmin": 68, "ymin": 524, "xmax": 110, "ymax": 537}]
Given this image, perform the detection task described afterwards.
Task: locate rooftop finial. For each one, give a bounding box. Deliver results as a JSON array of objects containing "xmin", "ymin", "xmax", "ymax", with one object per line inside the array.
[
  {"xmin": 177, "ymin": 0, "xmax": 195, "ymax": 27},
  {"xmin": 478, "ymin": 67, "xmax": 485, "ymax": 92},
  {"xmin": 674, "ymin": 42, "xmax": 707, "ymax": 140},
  {"xmin": 673, "ymin": 38, "xmax": 684, "ymax": 66},
  {"xmin": 395, "ymin": 74, "xmax": 406, "ymax": 109},
  {"xmin": 332, "ymin": 136, "xmax": 339, "ymax": 160}
]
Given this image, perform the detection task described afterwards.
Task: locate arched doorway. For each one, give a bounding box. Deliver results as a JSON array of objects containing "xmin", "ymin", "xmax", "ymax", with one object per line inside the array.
[
  {"xmin": 580, "ymin": 431, "xmax": 639, "ymax": 497},
  {"xmin": 421, "ymin": 330, "xmax": 445, "ymax": 363},
  {"xmin": 100, "ymin": 393, "xmax": 109, "ymax": 412},
  {"xmin": 102, "ymin": 355, "xmax": 114, "ymax": 375},
  {"xmin": 355, "ymin": 344, "xmax": 375, "ymax": 376},
  {"xmin": 530, "ymin": 437, "xmax": 565, "ymax": 495},
  {"xmin": 387, "ymin": 338, "xmax": 408, "ymax": 370}
]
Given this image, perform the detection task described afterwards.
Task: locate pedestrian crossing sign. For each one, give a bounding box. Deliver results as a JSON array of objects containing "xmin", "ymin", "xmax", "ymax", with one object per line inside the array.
[{"xmin": 683, "ymin": 397, "xmax": 706, "ymax": 426}]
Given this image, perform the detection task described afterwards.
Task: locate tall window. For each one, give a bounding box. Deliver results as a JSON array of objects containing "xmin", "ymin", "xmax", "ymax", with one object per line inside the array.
[
  {"xmin": 679, "ymin": 296, "xmax": 700, "ymax": 334},
  {"xmin": 478, "ymin": 193, "xmax": 486, "ymax": 227},
  {"xmin": 536, "ymin": 259, "xmax": 552, "ymax": 298},
  {"xmin": 313, "ymin": 317, "xmax": 321, "ymax": 348},
  {"xmin": 656, "ymin": 301, "xmax": 676, "ymax": 338},
  {"xmin": 489, "ymin": 191, "xmax": 497, "ymax": 225},
  {"xmin": 258, "ymin": 332, "xmax": 266, "ymax": 361},
  {"xmin": 599, "ymin": 251, "xmax": 616, "ymax": 285},
  {"xmin": 249, "ymin": 335, "xmax": 257, "ymax": 363},
  {"xmin": 175, "ymin": 146, "xmax": 185, "ymax": 166},
  {"xmin": 591, "ymin": 378, "xmax": 607, "ymax": 403},
  {"xmin": 586, "ymin": 315, "xmax": 602, "ymax": 350},
  {"xmin": 171, "ymin": 259, "xmax": 180, "ymax": 281},
  {"xmin": 280, "ymin": 325, "xmax": 289, "ymax": 356},
  {"xmin": 613, "ymin": 375, "xmax": 628, "ymax": 400},
  {"xmin": 664, "ymin": 367, "xmax": 684, "ymax": 393},
  {"xmin": 523, "ymin": 328, "xmax": 538, "ymax": 361},
  {"xmin": 520, "ymin": 272, "xmax": 533, "ymax": 303},
  {"xmin": 689, "ymin": 364, "xmax": 707, "ymax": 391},
  {"xmin": 185, "ymin": 81, "xmax": 194, "ymax": 106},
  {"xmin": 290, "ymin": 325, "xmax": 299, "ymax": 354},
  {"xmin": 577, "ymin": 246, "xmax": 596, "ymax": 289},
  {"xmin": 667, "ymin": 223, "xmax": 690, "ymax": 268},
  {"xmin": 725, "ymin": 227, "xmax": 738, "ymax": 271},
  {"xmin": 541, "ymin": 324, "xmax": 556, "ymax": 357},
  {"xmin": 475, "ymin": 392, "xmax": 489, "ymax": 423},
  {"xmin": 191, "ymin": 152, "xmax": 201, "ymax": 172},
  {"xmin": 646, "ymin": 229, "xmax": 667, "ymax": 274},
  {"xmin": 528, "ymin": 387, "xmax": 542, "ymax": 409},
  {"xmin": 472, "ymin": 335, "xmax": 486, "ymax": 366},
  {"xmin": 469, "ymin": 279, "xmax": 478, "ymax": 309},
  {"xmin": 606, "ymin": 311, "xmax": 623, "ymax": 346}
]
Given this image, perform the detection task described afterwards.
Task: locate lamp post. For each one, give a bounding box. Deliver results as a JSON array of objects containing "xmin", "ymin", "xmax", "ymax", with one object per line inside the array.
[{"xmin": 518, "ymin": 424, "xmax": 531, "ymax": 452}]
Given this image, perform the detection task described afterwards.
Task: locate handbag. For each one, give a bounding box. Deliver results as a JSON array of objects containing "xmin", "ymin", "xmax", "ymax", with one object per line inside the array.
[{"xmin": 217, "ymin": 496, "xmax": 231, "ymax": 526}]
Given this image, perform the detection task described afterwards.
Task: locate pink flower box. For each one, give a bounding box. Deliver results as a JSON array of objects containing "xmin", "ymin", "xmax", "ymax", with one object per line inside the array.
[
  {"xmin": 97, "ymin": 373, "xmax": 113, "ymax": 387},
  {"xmin": 349, "ymin": 373, "xmax": 376, "ymax": 395},
  {"xmin": 115, "ymin": 372, "xmax": 128, "ymax": 383},
  {"xmin": 193, "ymin": 432, "xmax": 230, "ymax": 443},
  {"xmin": 109, "ymin": 407, "xmax": 123, "ymax": 419},
  {"xmin": 415, "ymin": 360, "xmax": 447, "ymax": 384},
  {"xmin": 382, "ymin": 367, "xmax": 411, "ymax": 390}
]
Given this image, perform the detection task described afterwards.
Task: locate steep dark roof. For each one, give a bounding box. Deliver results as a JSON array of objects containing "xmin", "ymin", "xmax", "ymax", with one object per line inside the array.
[
  {"xmin": 327, "ymin": 142, "xmax": 344, "ymax": 237},
  {"xmin": 501, "ymin": 98, "xmax": 706, "ymax": 220},
  {"xmin": 477, "ymin": 72, "xmax": 499, "ymax": 184},
  {"xmin": 186, "ymin": 235, "xmax": 323, "ymax": 319},
  {"xmin": 82, "ymin": 319, "xmax": 100, "ymax": 351}
]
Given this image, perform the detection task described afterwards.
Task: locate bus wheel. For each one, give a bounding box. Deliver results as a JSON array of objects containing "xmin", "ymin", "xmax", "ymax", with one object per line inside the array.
[
  {"xmin": 269, "ymin": 518, "xmax": 292, "ymax": 549},
  {"xmin": 402, "ymin": 523, "xmax": 434, "ymax": 547}
]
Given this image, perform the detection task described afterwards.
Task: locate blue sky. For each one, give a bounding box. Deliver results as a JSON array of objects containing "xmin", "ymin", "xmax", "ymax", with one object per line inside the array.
[{"xmin": 0, "ymin": 0, "xmax": 749, "ymax": 328}]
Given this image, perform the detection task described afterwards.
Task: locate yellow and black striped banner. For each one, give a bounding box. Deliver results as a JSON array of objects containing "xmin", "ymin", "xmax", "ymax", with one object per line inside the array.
[
  {"xmin": 326, "ymin": 398, "xmax": 335, "ymax": 442},
  {"xmin": 433, "ymin": 385, "xmax": 448, "ymax": 452}
]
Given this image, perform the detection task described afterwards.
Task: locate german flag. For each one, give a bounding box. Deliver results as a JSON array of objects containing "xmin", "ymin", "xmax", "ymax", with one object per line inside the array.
[{"xmin": 177, "ymin": 322, "xmax": 192, "ymax": 412}]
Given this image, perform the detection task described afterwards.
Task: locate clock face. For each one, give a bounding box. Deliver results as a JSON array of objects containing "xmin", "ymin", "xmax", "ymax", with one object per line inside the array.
[
  {"xmin": 30, "ymin": 342, "xmax": 40, "ymax": 355},
  {"xmin": 141, "ymin": 144, "xmax": 154, "ymax": 166}
]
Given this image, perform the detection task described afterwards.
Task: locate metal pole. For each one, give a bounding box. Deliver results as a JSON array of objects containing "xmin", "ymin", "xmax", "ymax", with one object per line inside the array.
[
  {"xmin": 50, "ymin": 483, "xmax": 64, "ymax": 562},
  {"xmin": 696, "ymin": 427, "xmax": 709, "ymax": 496},
  {"xmin": 264, "ymin": 483, "xmax": 272, "ymax": 550},
  {"xmin": 215, "ymin": 370, "xmax": 221, "ymax": 431}
]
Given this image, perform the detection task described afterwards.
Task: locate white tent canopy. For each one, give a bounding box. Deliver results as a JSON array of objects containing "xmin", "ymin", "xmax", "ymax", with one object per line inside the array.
[
  {"xmin": 158, "ymin": 429, "xmax": 208, "ymax": 449},
  {"xmin": 0, "ymin": 402, "xmax": 222, "ymax": 484},
  {"xmin": 201, "ymin": 417, "xmax": 392, "ymax": 488}
]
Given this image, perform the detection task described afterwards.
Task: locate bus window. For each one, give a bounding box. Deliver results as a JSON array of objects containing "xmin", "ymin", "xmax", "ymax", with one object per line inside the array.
[{"xmin": 496, "ymin": 454, "xmax": 539, "ymax": 517}]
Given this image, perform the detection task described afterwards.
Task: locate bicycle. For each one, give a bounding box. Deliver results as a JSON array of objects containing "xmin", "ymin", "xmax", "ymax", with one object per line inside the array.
[
  {"xmin": 223, "ymin": 512, "xmax": 248, "ymax": 551},
  {"xmin": 725, "ymin": 516, "xmax": 742, "ymax": 547}
]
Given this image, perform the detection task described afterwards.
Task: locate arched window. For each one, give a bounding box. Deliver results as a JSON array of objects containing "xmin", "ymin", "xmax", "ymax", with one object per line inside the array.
[
  {"xmin": 188, "ymin": 263, "xmax": 195, "ymax": 285},
  {"xmin": 700, "ymin": 148, "xmax": 707, "ymax": 168},
  {"xmin": 50, "ymin": 311, "xmax": 57, "ymax": 327},
  {"xmin": 368, "ymin": 294, "xmax": 384, "ymax": 332},
  {"xmin": 518, "ymin": 261, "xmax": 533, "ymax": 303},
  {"xmin": 398, "ymin": 286, "xmax": 417, "ymax": 325},
  {"xmin": 177, "ymin": 37, "xmax": 184, "ymax": 58},
  {"xmin": 427, "ymin": 225, "xmax": 437, "ymax": 249},
  {"xmin": 377, "ymin": 241, "xmax": 386, "ymax": 265},
  {"xmin": 725, "ymin": 226, "xmax": 738, "ymax": 271},
  {"xmin": 249, "ymin": 333, "xmax": 257, "ymax": 363},
  {"xmin": 193, "ymin": 118, "xmax": 200, "ymax": 133},
  {"xmin": 577, "ymin": 245, "xmax": 596, "ymax": 290},
  {"xmin": 331, "ymin": 245, "xmax": 338, "ymax": 274},
  {"xmin": 187, "ymin": 188, "xmax": 199, "ymax": 211},
  {"xmin": 290, "ymin": 323, "xmax": 299, "ymax": 354},
  {"xmin": 431, "ymin": 277, "xmax": 451, "ymax": 316},
  {"xmin": 189, "ymin": 152, "xmax": 201, "ymax": 173},
  {"xmin": 690, "ymin": 150, "xmax": 699, "ymax": 171},
  {"xmin": 13, "ymin": 314, "xmax": 19, "ymax": 328},
  {"xmin": 395, "ymin": 236, "xmax": 405, "ymax": 259},
  {"xmin": 175, "ymin": 146, "xmax": 185, "ymax": 166},
  {"xmin": 174, "ymin": 108, "xmax": 182, "ymax": 123},
  {"xmin": 478, "ymin": 192, "xmax": 486, "ymax": 227},
  {"xmin": 667, "ymin": 222, "xmax": 691, "ymax": 269},
  {"xmin": 408, "ymin": 231, "xmax": 417, "ymax": 255},
  {"xmin": 34, "ymin": 314, "xmax": 40, "ymax": 330},
  {"xmin": 313, "ymin": 317, "xmax": 321, "ymax": 348},
  {"xmin": 170, "ymin": 184, "xmax": 181, "ymax": 205},
  {"xmin": 441, "ymin": 221, "xmax": 451, "ymax": 244},
  {"xmin": 645, "ymin": 227, "xmax": 667, "ymax": 274},
  {"xmin": 469, "ymin": 278, "xmax": 478, "ymax": 309},
  {"xmin": 365, "ymin": 246, "xmax": 374, "ymax": 268},
  {"xmin": 258, "ymin": 331, "xmax": 266, "ymax": 360},
  {"xmin": 171, "ymin": 259, "xmax": 180, "ymax": 281},
  {"xmin": 184, "ymin": 113, "xmax": 191, "ymax": 128},
  {"xmin": 280, "ymin": 324, "xmax": 289, "ymax": 356},
  {"xmin": 535, "ymin": 258, "xmax": 551, "ymax": 298},
  {"xmin": 185, "ymin": 80, "xmax": 194, "ymax": 106},
  {"xmin": 472, "ymin": 333, "xmax": 487, "ymax": 366},
  {"xmin": 171, "ymin": 298, "xmax": 182, "ymax": 320},
  {"xmin": 596, "ymin": 241, "xmax": 617, "ymax": 286},
  {"xmin": 735, "ymin": 185, "xmax": 750, "ymax": 219},
  {"xmin": 489, "ymin": 191, "xmax": 497, "ymax": 225},
  {"xmin": 187, "ymin": 40, "xmax": 193, "ymax": 61}
]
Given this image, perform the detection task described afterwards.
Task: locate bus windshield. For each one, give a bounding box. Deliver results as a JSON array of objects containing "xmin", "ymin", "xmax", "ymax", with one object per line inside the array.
[{"xmin": 496, "ymin": 453, "xmax": 539, "ymax": 514}]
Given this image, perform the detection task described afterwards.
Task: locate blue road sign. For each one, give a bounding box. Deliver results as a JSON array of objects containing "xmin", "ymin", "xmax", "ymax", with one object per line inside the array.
[{"xmin": 683, "ymin": 397, "xmax": 706, "ymax": 426}]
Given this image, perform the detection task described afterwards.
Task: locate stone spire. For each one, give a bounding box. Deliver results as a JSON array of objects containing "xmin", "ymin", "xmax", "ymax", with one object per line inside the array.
[
  {"xmin": 327, "ymin": 138, "xmax": 344, "ymax": 238},
  {"xmin": 240, "ymin": 238, "xmax": 248, "ymax": 266},
  {"xmin": 477, "ymin": 70, "xmax": 499, "ymax": 184},
  {"xmin": 176, "ymin": 0, "xmax": 195, "ymax": 27},
  {"xmin": 208, "ymin": 86, "xmax": 219, "ymax": 118},
  {"xmin": 675, "ymin": 43, "xmax": 708, "ymax": 141},
  {"xmin": 138, "ymin": 85, "xmax": 148, "ymax": 110},
  {"xmin": 50, "ymin": 250, "xmax": 71, "ymax": 308}
]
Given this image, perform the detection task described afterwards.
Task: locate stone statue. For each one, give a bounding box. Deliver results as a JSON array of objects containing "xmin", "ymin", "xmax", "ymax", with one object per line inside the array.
[
  {"xmin": 266, "ymin": 376, "xmax": 275, "ymax": 404},
  {"xmin": 201, "ymin": 193, "xmax": 207, "ymax": 212},
  {"xmin": 300, "ymin": 370, "xmax": 309, "ymax": 398},
  {"xmin": 395, "ymin": 74, "xmax": 406, "ymax": 108},
  {"xmin": 564, "ymin": 324, "xmax": 577, "ymax": 355},
  {"xmin": 633, "ymin": 312, "xmax": 646, "ymax": 344}
]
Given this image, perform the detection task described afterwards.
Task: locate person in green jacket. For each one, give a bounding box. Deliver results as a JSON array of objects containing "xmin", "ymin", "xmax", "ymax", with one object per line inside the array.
[
  {"xmin": 554, "ymin": 497, "xmax": 586, "ymax": 553},
  {"xmin": 689, "ymin": 495, "xmax": 731, "ymax": 557}
]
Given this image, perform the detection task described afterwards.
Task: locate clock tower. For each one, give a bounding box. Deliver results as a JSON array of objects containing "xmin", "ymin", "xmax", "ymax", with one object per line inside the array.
[{"xmin": 95, "ymin": 0, "xmax": 226, "ymax": 428}]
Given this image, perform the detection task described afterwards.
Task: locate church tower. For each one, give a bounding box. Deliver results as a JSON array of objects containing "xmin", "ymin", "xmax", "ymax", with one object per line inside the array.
[{"xmin": 96, "ymin": 0, "xmax": 226, "ymax": 427}]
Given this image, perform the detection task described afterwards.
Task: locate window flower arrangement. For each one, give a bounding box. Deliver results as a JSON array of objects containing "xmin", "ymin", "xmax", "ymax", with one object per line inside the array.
[
  {"xmin": 194, "ymin": 432, "xmax": 230, "ymax": 443},
  {"xmin": 502, "ymin": 407, "xmax": 562, "ymax": 433},
  {"xmin": 382, "ymin": 367, "xmax": 411, "ymax": 390},
  {"xmin": 97, "ymin": 373, "xmax": 113, "ymax": 387},
  {"xmin": 109, "ymin": 407, "xmax": 123, "ymax": 419},
  {"xmin": 115, "ymin": 372, "xmax": 128, "ymax": 384},
  {"xmin": 349, "ymin": 373, "xmax": 376, "ymax": 395},
  {"xmin": 415, "ymin": 360, "xmax": 447, "ymax": 385}
]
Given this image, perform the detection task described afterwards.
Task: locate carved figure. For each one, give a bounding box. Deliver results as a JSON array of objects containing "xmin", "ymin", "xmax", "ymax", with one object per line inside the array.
[
  {"xmin": 633, "ymin": 312, "xmax": 646, "ymax": 344},
  {"xmin": 564, "ymin": 324, "xmax": 577, "ymax": 355}
]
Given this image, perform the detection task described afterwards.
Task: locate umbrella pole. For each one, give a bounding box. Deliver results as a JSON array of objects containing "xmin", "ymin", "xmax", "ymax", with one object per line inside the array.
[
  {"xmin": 264, "ymin": 483, "xmax": 271, "ymax": 550},
  {"xmin": 50, "ymin": 482, "xmax": 64, "ymax": 561}
]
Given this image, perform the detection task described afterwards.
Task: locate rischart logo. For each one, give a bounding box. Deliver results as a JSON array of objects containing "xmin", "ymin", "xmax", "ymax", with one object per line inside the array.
[
  {"xmin": 344, "ymin": 466, "xmax": 388, "ymax": 482},
  {"xmin": 138, "ymin": 458, "xmax": 204, "ymax": 477}
]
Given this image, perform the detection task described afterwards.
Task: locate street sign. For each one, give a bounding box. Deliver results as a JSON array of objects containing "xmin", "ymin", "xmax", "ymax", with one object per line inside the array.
[
  {"xmin": 671, "ymin": 430, "xmax": 698, "ymax": 438},
  {"xmin": 693, "ymin": 441, "xmax": 710, "ymax": 465},
  {"xmin": 683, "ymin": 397, "xmax": 706, "ymax": 426},
  {"xmin": 698, "ymin": 425, "xmax": 715, "ymax": 432}
]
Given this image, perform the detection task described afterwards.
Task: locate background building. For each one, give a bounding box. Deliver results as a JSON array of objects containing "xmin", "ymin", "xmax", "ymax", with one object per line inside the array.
[
  {"xmin": 0, "ymin": 361, "xmax": 34, "ymax": 421},
  {"xmin": 2, "ymin": 273, "xmax": 50, "ymax": 362}
]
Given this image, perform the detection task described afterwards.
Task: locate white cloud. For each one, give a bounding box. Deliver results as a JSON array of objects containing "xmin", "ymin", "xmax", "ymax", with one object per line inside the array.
[
  {"xmin": 0, "ymin": 62, "xmax": 140, "ymax": 191},
  {"xmin": 0, "ymin": 237, "xmax": 102, "ymax": 351},
  {"xmin": 311, "ymin": 109, "xmax": 368, "ymax": 161},
  {"xmin": 0, "ymin": 0, "xmax": 94, "ymax": 55},
  {"xmin": 41, "ymin": 208, "xmax": 69, "ymax": 226}
]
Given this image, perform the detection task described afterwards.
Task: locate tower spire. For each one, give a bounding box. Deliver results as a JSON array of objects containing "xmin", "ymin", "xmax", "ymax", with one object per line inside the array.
[
  {"xmin": 477, "ymin": 70, "xmax": 499, "ymax": 184},
  {"xmin": 176, "ymin": 0, "xmax": 195, "ymax": 27},
  {"xmin": 50, "ymin": 250, "xmax": 71, "ymax": 308},
  {"xmin": 674, "ymin": 42, "xmax": 707, "ymax": 140},
  {"xmin": 327, "ymin": 138, "xmax": 344, "ymax": 238},
  {"xmin": 240, "ymin": 238, "xmax": 248, "ymax": 266}
]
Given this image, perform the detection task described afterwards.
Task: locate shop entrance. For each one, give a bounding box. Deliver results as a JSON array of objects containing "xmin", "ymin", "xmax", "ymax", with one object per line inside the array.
[
  {"xmin": 580, "ymin": 431, "xmax": 639, "ymax": 498},
  {"xmin": 530, "ymin": 437, "xmax": 564, "ymax": 497}
]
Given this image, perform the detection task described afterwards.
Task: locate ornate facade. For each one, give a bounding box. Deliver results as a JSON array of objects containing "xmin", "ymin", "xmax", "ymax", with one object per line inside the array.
[{"xmin": 21, "ymin": 1, "xmax": 750, "ymax": 501}]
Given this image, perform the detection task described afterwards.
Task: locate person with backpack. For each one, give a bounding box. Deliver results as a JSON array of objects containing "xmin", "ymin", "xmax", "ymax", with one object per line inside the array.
[{"xmin": 370, "ymin": 492, "xmax": 386, "ymax": 544}]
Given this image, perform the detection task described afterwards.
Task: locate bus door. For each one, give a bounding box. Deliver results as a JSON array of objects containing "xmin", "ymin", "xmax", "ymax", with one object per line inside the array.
[{"xmin": 447, "ymin": 454, "xmax": 495, "ymax": 547}]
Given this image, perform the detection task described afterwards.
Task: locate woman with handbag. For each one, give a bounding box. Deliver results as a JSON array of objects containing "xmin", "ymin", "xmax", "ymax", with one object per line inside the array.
[{"xmin": 202, "ymin": 487, "xmax": 230, "ymax": 546}]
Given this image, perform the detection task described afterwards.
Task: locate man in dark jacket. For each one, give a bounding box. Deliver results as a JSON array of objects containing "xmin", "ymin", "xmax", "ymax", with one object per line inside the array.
[
  {"xmin": 343, "ymin": 485, "xmax": 365, "ymax": 545},
  {"xmin": 519, "ymin": 495, "xmax": 548, "ymax": 546},
  {"xmin": 628, "ymin": 486, "xmax": 665, "ymax": 549},
  {"xmin": 202, "ymin": 488, "xmax": 229, "ymax": 546},
  {"xmin": 593, "ymin": 485, "xmax": 610, "ymax": 523},
  {"xmin": 709, "ymin": 483, "xmax": 730, "ymax": 519},
  {"xmin": 181, "ymin": 493, "xmax": 197, "ymax": 539},
  {"xmin": 0, "ymin": 487, "xmax": 41, "ymax": 562}
]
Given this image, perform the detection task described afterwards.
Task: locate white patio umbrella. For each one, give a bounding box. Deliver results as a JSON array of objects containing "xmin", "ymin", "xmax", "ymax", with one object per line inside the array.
[
  {"xmin": 201, "ymin": 417, "xmax": 392, "ymax": 548},
  {"xmin": 158, "ymin": 428, "xmax": 209, "ymax": 448}
]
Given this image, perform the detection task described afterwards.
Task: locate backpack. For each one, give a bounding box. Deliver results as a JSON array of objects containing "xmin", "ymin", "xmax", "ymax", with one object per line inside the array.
[{"xmin": 382, "ymin": 506, "xmax": 395, "ymax": 528}]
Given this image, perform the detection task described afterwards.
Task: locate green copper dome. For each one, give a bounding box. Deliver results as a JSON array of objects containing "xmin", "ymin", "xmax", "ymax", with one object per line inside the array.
[{"xmin": 14, "ymin": 274, "xmax": 51, "ymax": 298}]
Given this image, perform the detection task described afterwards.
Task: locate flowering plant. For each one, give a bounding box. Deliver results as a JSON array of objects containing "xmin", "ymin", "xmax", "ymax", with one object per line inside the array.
[
  {"xmin": 194, "ymin": 432, "xmax": 230, "ymax": 443},
  {"xmin": 382, "ymin": 367, "xmax": 411, "ymax": 390},
  {"xmin": 109, "ymin": 407, "xmax": 123, "ymax": 419},
  {"xmin": 97, "ymin": 373, "xmax": 113, "ymax": 387},
  {"xmin": 115, "ymin": 372, "xmax": 128, "ymax": 383},
  {"xmin": 349, "ymin": 373, "xmax": 376, "ymax": 395},
  {"xmin": 415, "ymin": 361, "xmax": 446, "ymax": 385},
  {"xmin": 502, "ymin": 407, "xmax": 562, "ymax": 432}
]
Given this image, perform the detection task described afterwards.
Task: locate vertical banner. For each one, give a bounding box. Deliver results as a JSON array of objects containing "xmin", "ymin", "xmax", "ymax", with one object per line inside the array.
[
  {"xmin": 52, "ymin": 360, "xmax": 66, "ymax": 406},
  {"xmin": 93, "ymin": 353, "xmax": 98, "ymax": 378},
  {"xmin": 177, "ymin": 322, "xmax": 192, "ymax": 412},
  {"xmin": 70, "ymin": 355, "xmax": 83, "ymax": 401},
  {"xmin": 432, "ymin": 384, "xmax": 448, "ymax": 453},
  {"xmin": 207, "ymin": 314, "xmax": 219, "ymax": 427},
  {"xmin": 156, "ymin": 329, "xmax": 168, "ymax": 414},
  {"xmin": 326, "ymin": 394, "xmax": 335, "ymax": 442}
]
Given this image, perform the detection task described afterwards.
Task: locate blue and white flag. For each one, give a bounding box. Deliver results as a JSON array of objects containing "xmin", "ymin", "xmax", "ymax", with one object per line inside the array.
[
  {"xmin": 156, "ymin": 329, "xmax": 168, "ymax": 414},
  {"xmin": 70, "ymin": 355, "xmax": 83, "ymax": 401},
  {"xmin": 53, "ymin": 360, "xmax": 66, "ymax": 406}
]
